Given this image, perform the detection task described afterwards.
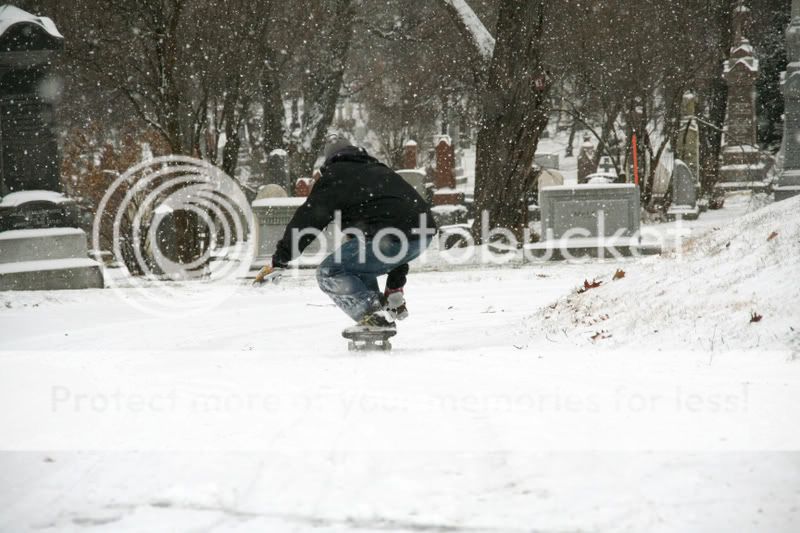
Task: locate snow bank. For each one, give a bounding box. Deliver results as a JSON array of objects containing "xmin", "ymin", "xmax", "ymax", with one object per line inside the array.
[{"xmin": 532, "ymin": 196, "xmax": 800, "ymax": 351}]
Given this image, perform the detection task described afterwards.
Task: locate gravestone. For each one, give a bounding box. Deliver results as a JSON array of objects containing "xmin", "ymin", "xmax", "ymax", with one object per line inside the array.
[
  {"xmin": 530, "ymin": 169, "xmax": 565, "ymax": 222},
  {"xmin": 0, "ymin": 228, "xmax": 104, "ymax": 290},
  {"xmin": 651, "ymin": 148, "xmax": 675, "ymax": 201},
  {"xmin": 776, "ymin": 0, "xmax": 800, "ymax": 201},
  {"xmin": 667, "ymin": 160, "xmax": 700, "ymax": 220},
  {"xmin": 432, "ymin": 135, "xmax": 464, "ymax": 206},
  {"xmin": 527, "ymin": 184, "xmax": 660, "ymax": 259},
  {"xmin": 597, "ymin": 156, "xmax": 617, "ymax": 176},
  {"xmin": 402, "ymin": 140, "xmax": 418, "ymax": 170},
  {"xmin": 234, "ymin": 124, "xmax": 253, "ymax": 186},
  {"xmin": 716, "ymin": 3, "xmax": 768, "ymax": 194},
  {"xmin": 537, "ymin": 169, "xmax": 565, "ymax": 192},
  {"xmin": 0, "ymin": 6, "xmax": 103, "ymax": 290},
  {"xmin": 675, "ymin": 91, "xmax": 700, "ymax": 182},
  {"xmin": 430, "ymin": 204, "xmax": 468, "ymax": 227},
  {"xmin": 577, "ymin": 134, "xmax": 597, "ymax": 184},
  {"xmin": 0, "ymin": 189, "xmax": 78, "ymax": 231},
  {"xmin": 255, "ymin": 183, "xmax": 288, "ymax": 201},
  {"xmin": 582, "ymin": 156, "xmax": 619, "ymax": 185},
  {"xmin": 251, "ymin": 196, "xmax": 305, "ymax": 268},
  {"xmin": 434, "ymin": 136, "xmax": 455, "ymax": 189},
  {"xmin": 146, "ymin": 204, "xmax": 179, "ymax": 275},
  {"xmin": 265, "ymin": 149, "xmax": 291, "ymax": 193},
  {"xmin": 294, "ymin": 177, "xmax": 313, "ymax": 197},
  {"xmin": 0, "ymin": 5, "xmax": 63, "ymax": 195},
  {"xmin": 251, "ymin": 195, "xmax": 339, "ymax": 269},
  {"xmin": 396, "ymin": 169, "xmax": 427, "ymax": 197},
  {"xmin": 534, "ymin": 152, "xmax": 560, "ymax": 170}
]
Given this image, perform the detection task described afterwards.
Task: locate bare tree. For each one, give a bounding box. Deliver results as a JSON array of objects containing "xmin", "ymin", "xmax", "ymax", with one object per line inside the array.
[{"xmin": 442, "ymin": 0, "xmax": 553, "ymax": 242}]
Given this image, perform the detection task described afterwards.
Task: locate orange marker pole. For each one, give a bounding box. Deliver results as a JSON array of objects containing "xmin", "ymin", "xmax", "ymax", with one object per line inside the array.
[{"xmin": 632, "ymin": 133, "xmax": 640, "ymax": 186}]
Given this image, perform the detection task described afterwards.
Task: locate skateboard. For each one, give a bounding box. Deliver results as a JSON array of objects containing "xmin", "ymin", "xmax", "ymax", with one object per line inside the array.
[{"xmin": 342, "ymin": 329, "xmax": 397, "ymax": 352}]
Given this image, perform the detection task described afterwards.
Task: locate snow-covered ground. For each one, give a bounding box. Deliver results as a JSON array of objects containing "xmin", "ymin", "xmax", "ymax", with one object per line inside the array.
[{"xmin": 1, "ymin": 196, "xmax": 799, "ymax": 532}]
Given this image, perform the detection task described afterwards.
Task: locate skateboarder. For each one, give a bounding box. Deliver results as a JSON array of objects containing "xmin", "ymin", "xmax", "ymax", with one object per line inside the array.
[{"xmin": 257, "ymin": 135, "xmax": 436, "ymax": 335}]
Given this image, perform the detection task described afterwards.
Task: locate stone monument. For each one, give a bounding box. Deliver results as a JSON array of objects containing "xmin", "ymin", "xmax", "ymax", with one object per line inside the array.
[
  {"xmin": 528, "ymin": 184, "xmax": 661, "ymax": 259},
  {"xmin": 667, "ymin": 160, "xmax": 700, "ymax": 220},
  {"xmin": 534, "ymin": 152, "xmax": 560, "ymax": 170},
  {"xmin": 265, "ymin": 149, "xmax": 291, "ymax": 193},
  {"xmin": 402, "ymin": 140, "xmax": 418, "ymax": 170},
  {"xmin": 650, "ymin": 149, "xmax": 675, "ymax": 202},
  {"xmin": 250, "ymin": 186, "xmax": 338, "ymax": 270},
  {"xmin": 676, "ymin": 91, "xmax": 700, "ymax": 182},
  {"xmin": 0, "ymin": 6, "xmax": 103, "ymax": 290},
  {"xmin": 294, "ymin": 177, "xmax": 313, "ymax": 197},
  {"xmin": 776, "ymin": 0, "xmax": 800, "ymax": 201},
  {"xmin": 432, "ymin": 136, "xmax": 464, "ymax": 205},
  {"xmin": 716, "ymin": 2, "xmax": 768, "ymax": 194},
  {"xmin": 577, "ymin": 134, "xmax": 597, "ymax": 184},
  {"xmin": 430, "ymin": 135, "xmax": 466, "ymax": 225},
  {"xmin": 0, "ymin": 5, "xmax": 62, "ymax": 194},
  {"xmin": 537, "ymin": 169, "xmax": 565, "ymax": 192},
  {"xmin": 396, "ymin": 169, "xmax": 427, "ymax": 198}
]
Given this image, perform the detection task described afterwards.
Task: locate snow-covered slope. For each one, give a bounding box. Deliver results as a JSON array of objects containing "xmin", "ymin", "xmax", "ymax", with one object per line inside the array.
[{"xmin": 534, "ymin": 195, "xmax": 800, "ymax": 352}]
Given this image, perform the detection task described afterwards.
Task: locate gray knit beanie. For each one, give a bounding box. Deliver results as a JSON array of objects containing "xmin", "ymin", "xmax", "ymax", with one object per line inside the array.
[{"xmin": 323, "ymin": 134, "xmax": 353, "ymax": 162}]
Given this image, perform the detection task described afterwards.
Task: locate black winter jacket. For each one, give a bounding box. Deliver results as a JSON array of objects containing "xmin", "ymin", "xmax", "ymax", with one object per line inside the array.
[{"xmin": 272, "ymin": 147, "xmax": 435, "ymax": 266}]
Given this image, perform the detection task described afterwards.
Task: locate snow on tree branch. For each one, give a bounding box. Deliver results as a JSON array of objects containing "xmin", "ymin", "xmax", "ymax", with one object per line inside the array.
[{"xmin": 441, "ymin": 0, "xmax": 495, "ymax": 62}]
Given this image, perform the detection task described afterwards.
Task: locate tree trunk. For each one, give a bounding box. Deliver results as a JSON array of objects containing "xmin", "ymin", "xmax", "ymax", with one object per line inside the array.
[
  {"xmin": 471, "ymin": 0, "xmax": 551, "ymax": 244},
  {"xmin": 565, "ymin": 119, "xmax": 577, "ymax": 157},
  {"xmin": 261, "ymin": 48, "xmax": 287, "ymax": 153}
]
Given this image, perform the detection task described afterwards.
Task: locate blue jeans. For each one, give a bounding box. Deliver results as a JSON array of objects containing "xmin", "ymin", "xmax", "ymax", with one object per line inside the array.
[{"xmin": 317, "ymin": 236, "xmax": 430, "ymax": 321}]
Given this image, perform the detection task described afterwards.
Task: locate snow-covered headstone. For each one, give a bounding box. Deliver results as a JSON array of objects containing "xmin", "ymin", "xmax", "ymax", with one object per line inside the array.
[
  {"xmin": 667, "ymin": 160, "xmax": 700, "ymax": 220},
  {"xmin": 403, "ymin": 140, "xmax": 418, "ymax": 170},
  {"xmin": 294, "ymin": 177, "xmax": 313, "ymax": 197},
  {"xmin": 0, "ymin": 7, "xmax": 103, "ymax": 290},
  {"xmin": 250, "ymin": 191, "xmax": 339, "ymax": 269},
  {"xmin": 537, "ymin": 169, "xmax": 565, "ymax": 192},
  {"xmin": 251, "ymin": 196, "xmax": 306, "ymax": 269},
  {"xmin": 0, "ymin": 5, "xmax": 64, "ymax": 194},
  {"xmin": 396, "ymin": 169, "xmax": 427, "ymax": 198},
  {"xmin": 0, "ymin": 228, "xmax": 104, "ymax": 290},
  {"xmin": 432, "ymin": 136, "xmax": 464, "ymax": 206},
  {"xmin": 534, "ymin": 152, "xmax": 560, "ymax": 170},
  {"xmin": 530, "ymin": 183, "xmax": 660, "ymax": 259}
]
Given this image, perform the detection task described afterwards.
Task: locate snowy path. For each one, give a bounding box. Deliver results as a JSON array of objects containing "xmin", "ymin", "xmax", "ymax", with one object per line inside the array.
[{"xmin": 1, "ymin": 259, "xmax": 799, "ymax": 532}]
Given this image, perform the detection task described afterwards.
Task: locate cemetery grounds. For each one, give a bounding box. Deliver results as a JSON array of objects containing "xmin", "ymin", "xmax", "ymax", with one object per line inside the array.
[{"xmin": 1, "ymin": 153, "xmax": 800, "ymax": 531}]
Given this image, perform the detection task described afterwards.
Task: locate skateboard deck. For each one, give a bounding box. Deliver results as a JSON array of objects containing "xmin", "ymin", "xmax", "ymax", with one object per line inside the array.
[{"xmin": 342, "ymin": 329, "xmax": 397, "ymax": 352}]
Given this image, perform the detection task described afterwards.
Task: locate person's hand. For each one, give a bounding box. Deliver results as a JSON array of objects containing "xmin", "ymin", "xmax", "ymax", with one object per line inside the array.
[{"xmin": 252, "ymin": 264, "xmax": 284, "ymax": 286}]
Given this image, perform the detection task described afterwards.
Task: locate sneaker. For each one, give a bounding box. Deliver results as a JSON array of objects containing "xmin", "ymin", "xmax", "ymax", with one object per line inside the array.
[
  {"xmin": 384, "ymin": 288, "xmax": 409, "ymax": 321},
  {"xmin": 343, "ymin": 310, "xmax": 396, "ymax": 335}
]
